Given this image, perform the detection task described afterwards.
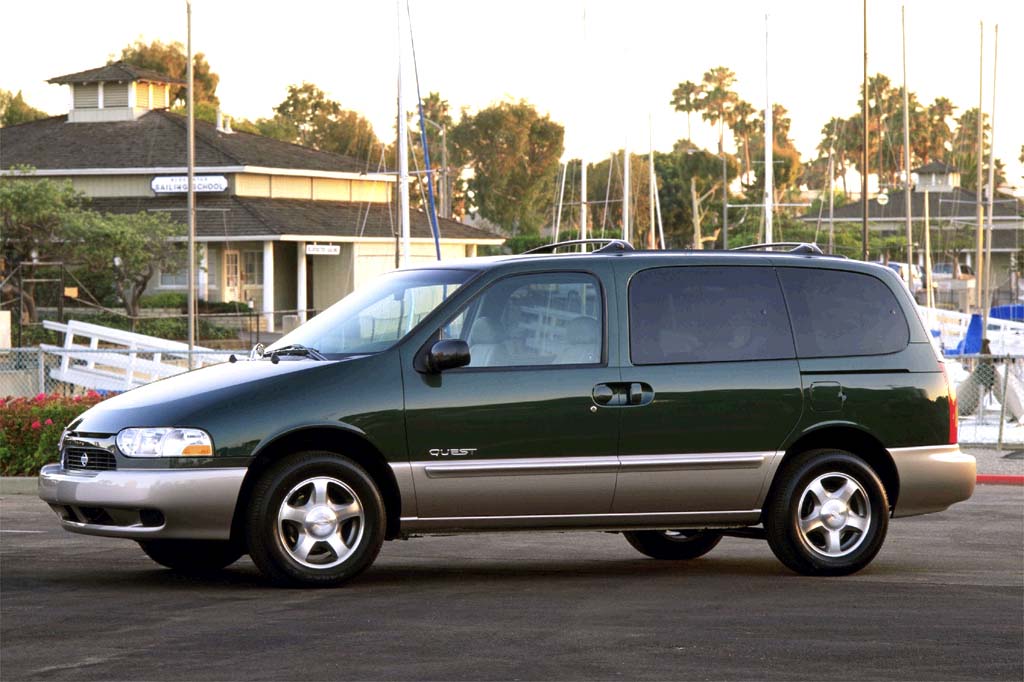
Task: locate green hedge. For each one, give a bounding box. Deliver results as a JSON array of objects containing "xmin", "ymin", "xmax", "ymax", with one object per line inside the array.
[{"xmin": 0, "ymin": 392, "xmax": 107, "ymax": 476}]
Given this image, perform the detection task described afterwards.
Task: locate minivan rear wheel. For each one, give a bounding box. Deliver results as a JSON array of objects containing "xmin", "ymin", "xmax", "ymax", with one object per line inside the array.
[
  {"xmin": 245, "ymin": 452, "xmax": 385, "ymax": 587},
  {"xmin": 765, "ymin": 449, "xmax": 889, "ymax": 576},
  {"xmin": 624, "ymin": 530, "xmax": 723, "ymax": 560}
]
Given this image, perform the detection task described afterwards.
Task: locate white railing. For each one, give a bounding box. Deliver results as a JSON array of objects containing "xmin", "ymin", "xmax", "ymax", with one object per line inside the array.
[
  {"xmin": 918, "ymin": 306, "xmax": 1024, "ymax": 356},
  {"xmin": 40, "ymin": 320, "xmax": 237, "ymax": 392}
]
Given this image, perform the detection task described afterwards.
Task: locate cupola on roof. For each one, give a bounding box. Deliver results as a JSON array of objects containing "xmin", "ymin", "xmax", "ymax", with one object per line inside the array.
[{"xmin": 48, "ymin": 61, "xmax": 185, "ymax": 86}]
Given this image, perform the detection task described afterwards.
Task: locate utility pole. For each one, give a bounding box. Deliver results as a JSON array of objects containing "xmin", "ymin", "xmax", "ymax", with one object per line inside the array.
[
  {"xmin": 186, "ymin": 0, "xmax": 196, "ymax": 368},
  {"xmin": 861, "ymin": 0, "xmax": 869, "ymax": 261},
  {"xmin": 901, "ymin": 6, "xmax": 913, "ymax": 276},
  {"xmin": 974, "ymin": 21, "xmax": 984, "ymax": 310}
]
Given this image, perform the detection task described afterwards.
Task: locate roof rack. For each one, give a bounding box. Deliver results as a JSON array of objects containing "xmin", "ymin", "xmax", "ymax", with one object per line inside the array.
[
  {"xmin": 730, "ymin": 242, "xmax": 824, "ymax": 255},
  {"xmin": 523, "ymin": 239, "xmax": 635, "ymax": 255}
]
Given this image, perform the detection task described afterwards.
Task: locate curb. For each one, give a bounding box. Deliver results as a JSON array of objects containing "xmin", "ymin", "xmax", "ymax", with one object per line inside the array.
[
  {"xmin": 0, "ymin": 477, "xmax": 38, "ymax": 495},
  {"xmin": 976, "ymin": 474, "xmax": 1024, "ymax": 486}
]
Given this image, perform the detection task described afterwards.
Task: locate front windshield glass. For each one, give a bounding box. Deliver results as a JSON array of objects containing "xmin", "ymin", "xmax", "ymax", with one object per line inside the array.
[{"xmin": 268, "ymin": 268, "xmax": 474, "ymax": 355}]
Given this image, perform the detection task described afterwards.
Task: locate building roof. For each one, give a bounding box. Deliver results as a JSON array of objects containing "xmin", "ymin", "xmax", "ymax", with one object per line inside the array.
[
  {"xmin": 801, "ymin": 186, "xmax": 1022, "ymax": 222},
  {"xmin": 0, "ymin": 110, "xmax": 373, "ymax": 174},
  {"xmin": 84, "ymin": 195, "xmax": 503, "ymax": 243},
  {"xmin": 912, "ymin": 161, "xmax": 958, "ymax": 175},
  {"xmin": 48, "ymin": 61, "xmax": 186, "ymax": 85}
]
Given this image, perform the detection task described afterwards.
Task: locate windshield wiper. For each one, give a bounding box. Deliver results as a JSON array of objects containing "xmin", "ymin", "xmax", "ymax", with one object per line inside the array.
[{"xmin": 265, "ymin": 344, "xmax": 328, "ymax": 361}]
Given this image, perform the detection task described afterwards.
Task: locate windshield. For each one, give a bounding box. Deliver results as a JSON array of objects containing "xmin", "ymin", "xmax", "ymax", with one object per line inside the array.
[{"xmin": 267, "ymin": 268, "xmax": 474, "ymax": 356}]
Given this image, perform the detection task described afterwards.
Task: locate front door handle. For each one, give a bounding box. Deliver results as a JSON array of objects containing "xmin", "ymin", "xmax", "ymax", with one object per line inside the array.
[
  {"xmin": 592, "ymin": 384, "xmax": 616, "ymax": 405},
  {"xmin": 628, "ymin": 382, "xmax": 655, "ymax": 406}
]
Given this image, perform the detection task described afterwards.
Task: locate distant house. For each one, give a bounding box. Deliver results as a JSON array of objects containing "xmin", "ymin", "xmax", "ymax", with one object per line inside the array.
[
  {"xmin": 0, "ymin": 63, "xmax": 503, "ymax": 331},
  {"xmin": 801, "ymin": 162, "xmax": 1022, "ymax": 287}
]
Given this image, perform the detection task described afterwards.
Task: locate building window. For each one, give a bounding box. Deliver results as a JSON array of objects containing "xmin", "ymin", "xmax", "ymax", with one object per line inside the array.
[
  {"xmin": 243, "ymin": 251, "xmax": 263, "ymax": 286},
  {"xmin": 74, "ymin": 84, "xmax": 99, "ymax": 109},
  {"xmin": 160, "ymin": 268, "xmax": 188, "ymax": 288}
]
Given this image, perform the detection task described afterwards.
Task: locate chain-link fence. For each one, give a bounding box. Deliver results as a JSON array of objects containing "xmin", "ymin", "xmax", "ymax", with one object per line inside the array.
[
  {"xmin": 0, "ymin": 348, "xmax": 243, "ymax": 399},
  {"xmin": 950, "ymin": 355, "xmax": 1024, "ymax": 448}
]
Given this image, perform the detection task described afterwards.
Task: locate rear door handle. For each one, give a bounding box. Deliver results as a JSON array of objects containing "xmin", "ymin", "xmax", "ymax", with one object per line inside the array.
[{"xmin": 628, "ymin": 382, "xmax": 655, "ymax": 406}]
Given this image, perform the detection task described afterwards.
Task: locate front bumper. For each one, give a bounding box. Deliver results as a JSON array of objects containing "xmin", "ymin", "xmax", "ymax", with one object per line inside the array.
[
  {"xmin": 38, "ymin": 464, "xmax": 246, "ymax": 540},
  {"xmin": 890, "ymin": 444, "xmax": 976, "ymax": 517}
]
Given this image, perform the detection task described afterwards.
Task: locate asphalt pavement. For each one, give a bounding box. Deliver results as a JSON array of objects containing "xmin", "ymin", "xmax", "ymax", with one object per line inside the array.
[{"xmin": 1, "ymin": 485, "xmax": 1022, "ymax": 681}]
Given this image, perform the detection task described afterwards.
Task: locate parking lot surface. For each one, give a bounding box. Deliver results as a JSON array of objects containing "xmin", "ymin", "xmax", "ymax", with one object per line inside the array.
[{"xmin": 2, "ymin": 485, "xmax": 1022, "ymax": 681}]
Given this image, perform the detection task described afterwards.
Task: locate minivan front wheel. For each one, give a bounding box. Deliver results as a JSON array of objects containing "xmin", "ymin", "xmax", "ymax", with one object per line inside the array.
[
  {"xmin": 765, "ymin": 450, "xmax": 889, "ymax": 576},
  {"xmin": 245, "ymin": 452, "xmax": 385, "ymax": 587}
]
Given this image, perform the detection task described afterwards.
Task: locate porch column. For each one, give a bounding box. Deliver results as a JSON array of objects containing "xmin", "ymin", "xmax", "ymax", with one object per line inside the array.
[
  {"xmin": 262, "ymin": 241, "xmax": 275, "ymax": 333},
  {"xmin": 198, "ymin": 245, "xmax": 209, "ymax": 301},
  {"xmin": 296, "ymin": 242, "xmax": 308, "ymax": 323}
]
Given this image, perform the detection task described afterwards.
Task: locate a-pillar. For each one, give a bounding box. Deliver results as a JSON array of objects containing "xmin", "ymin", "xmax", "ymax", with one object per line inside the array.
[
  {"xmin": 296, "ymin": 242, "xmax": 307, "ymax": 323},
  {"xmin": 262, "ymin": 241, "xmax": 275, "ymax": 333}
]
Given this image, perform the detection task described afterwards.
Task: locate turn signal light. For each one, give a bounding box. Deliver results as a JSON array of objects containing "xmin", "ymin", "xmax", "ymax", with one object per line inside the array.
[{"xmin": 181, "ymin": 444, "xmax": 213, "ymax": 456}]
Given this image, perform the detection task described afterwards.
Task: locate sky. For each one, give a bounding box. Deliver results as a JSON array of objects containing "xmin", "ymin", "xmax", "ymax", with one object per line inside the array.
[{"xmin": 4, "ymin": 0, "xmax": 1023, "ymax": 190}]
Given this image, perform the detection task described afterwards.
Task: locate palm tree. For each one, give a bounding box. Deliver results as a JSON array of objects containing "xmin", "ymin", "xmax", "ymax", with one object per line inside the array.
[
  {"xmin": 670, "ymin": 80, "xmax": 703, "ymax": 141},
  {"xmin": 700, "ymin": 67, "xmax": 738, "ymax": 157},
  {"xmin": 818, "ymin": 117, "xmax": 847, "ymax": 195},
  {"xmin": 923, "ymin": 97, "xmax": 955, "ymax": 164},
  {"xmin": 731, "ymin": 99, "xmax": 756, "ymax": 184}
]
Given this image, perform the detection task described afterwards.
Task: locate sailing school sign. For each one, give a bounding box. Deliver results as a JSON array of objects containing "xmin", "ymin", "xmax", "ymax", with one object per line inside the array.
[{"xmin": 151, "ymin": 175, "xmax": 229, "ymax": 194}]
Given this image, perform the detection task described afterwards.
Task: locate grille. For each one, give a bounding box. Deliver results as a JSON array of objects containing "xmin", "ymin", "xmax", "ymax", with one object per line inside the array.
[{"xmin": 63, "ymin": 446, "xmax": 117, "ymax": 472}]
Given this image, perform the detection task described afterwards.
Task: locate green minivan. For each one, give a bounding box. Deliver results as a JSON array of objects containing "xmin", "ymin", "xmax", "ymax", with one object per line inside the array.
[{"xmin": 39, "ymin": 241, "xmax": 975, "ymax": 586}]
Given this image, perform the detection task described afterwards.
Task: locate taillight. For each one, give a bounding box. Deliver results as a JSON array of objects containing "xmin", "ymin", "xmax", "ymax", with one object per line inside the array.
[{"xmin": 941, "ymin": 362, "xmax": 958, "ymax": 444}]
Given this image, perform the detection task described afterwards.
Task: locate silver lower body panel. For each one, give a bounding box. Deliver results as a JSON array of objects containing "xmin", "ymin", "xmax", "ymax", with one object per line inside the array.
[
  {"xmin": 399, "ymin": 509, "xmax": 761, "ymax": 534},
  {"xmin": 38, "ymin": 464, "xmax": 246, "ymax": 540},
  {"xmin": 890, "ymin": 444, "xmax": 976, "ymax": 517}
]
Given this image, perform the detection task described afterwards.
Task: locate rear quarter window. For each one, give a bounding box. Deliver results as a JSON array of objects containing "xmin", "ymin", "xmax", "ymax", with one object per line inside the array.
[
  {"xmin": 778, "ymin": 268, "xmax": 909, "ymax": 358},
  {"xmin": 629, "ymin": 266, "xmax": 795, "ymax": 365}
]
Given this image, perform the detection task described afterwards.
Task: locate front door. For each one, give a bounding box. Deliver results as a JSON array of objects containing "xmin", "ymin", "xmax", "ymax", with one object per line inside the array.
[
  {"xmin": 402, "ymin": 268, "xmax": 621, "ymax": 520},
  {"xmin": 223, "ymin": 250, "xmax": 240, "ymax": 302},
  {"xmin": 612, "ymin": 263, "xmax": 803, "ymax": 514}
]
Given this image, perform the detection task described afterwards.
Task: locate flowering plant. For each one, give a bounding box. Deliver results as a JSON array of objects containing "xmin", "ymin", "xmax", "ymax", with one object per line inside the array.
[{"xmin": 0, "ymin": 391, "xmax": 108, "ymax": 476}]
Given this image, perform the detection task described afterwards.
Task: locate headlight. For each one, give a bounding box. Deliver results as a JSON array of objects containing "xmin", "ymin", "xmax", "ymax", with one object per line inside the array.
[{"xmin": 115, "ymin": 428, "xmax": 214, "ymax": 458}]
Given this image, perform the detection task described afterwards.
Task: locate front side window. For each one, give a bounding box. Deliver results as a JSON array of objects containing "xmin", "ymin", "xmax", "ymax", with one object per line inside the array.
[
  {"xmin": 442, "ymin": 272, "xmax": 603, "ymax": 368},
  {"xmin": 629, "ymin": 266, "xmax": 795, "ymax": 365},
  {"xmin": 778, "ymin": 268, "xmax": 909, "ymax": 358},
  {"xmin": 268, "ymin": 269, "xmax": 473, "ymax": 355}
]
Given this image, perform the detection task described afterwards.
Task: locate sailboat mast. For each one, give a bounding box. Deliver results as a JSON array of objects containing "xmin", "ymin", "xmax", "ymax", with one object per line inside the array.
[
  {"xmin": 901, "ymin": 6, "xmax": 913, "ymax": 276},
  {"xmin": 623, "ymin": 139, "xmax": 630, "ymax": 242},
  {"xmin": 983, "ymin": 24, "xmax": 998, "ymax": 331},
  {"xmin": 397, "ymin": 0, "xmax": 411, "ymax": 267},
  {"xmin": 973, "ymin": 22, "xmax": 984, "ymax": 309},
  {"xmin": 648, "ymin": 115, "xmax": 656, "ymax": 249},
  {"xmin": 764, "ymin": 13, "xmax": 773, "ymax": 243}
]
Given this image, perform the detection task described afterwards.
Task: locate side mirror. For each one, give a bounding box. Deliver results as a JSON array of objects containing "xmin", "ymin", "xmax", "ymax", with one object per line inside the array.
[{"xmin": 426, "ymin": 339, "xmax": 471, "ymax": 373}]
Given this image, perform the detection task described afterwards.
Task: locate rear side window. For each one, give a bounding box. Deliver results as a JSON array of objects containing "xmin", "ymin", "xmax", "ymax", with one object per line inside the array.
[
  {"xmin": 629, "ymin": 266, "xmax": 795, "ymax": 365},
  {"xmin": 778, "ymin": 268, "xmax": 909, "ymax": 358}
]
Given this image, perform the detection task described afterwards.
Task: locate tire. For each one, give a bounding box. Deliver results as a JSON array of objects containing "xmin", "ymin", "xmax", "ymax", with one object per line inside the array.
[
  {"xmin": 138, "ymin": 539, "xmax": 243, "ymax": 574},
  {"xmin": 765, "ymin": 449, "xmax": 889, "ymax": 576},
  {"xmin": 245, "ymin": 451, "xmax": 385, "ymax": 587},
  {"xmin": 624, "ymin": 530, "xmax": 723, "ymax": 560}
]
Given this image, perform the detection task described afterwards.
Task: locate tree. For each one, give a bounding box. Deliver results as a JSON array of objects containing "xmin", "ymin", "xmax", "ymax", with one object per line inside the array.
[
  {"xmin": 920, "ymin": 97, "xmax": 955, "ymax": 165},
  {"xmin": 949, "ymin": 107, "xmax": 1005, "ymax": 189},
  {"xmin": 0, "ymin": 171, "xmax": 83, "ymax": 322},
  {"xmin": 115, "ymin": 39, "xmax": 219, "ymax": 107},
  {"xmin": 0, "ymin": 90, "xmax": 48, "ymax": 127},
  {"xmin": 68, "ymin": 211, "xmax": 186, "ymax": 318},
  {"xmin": 670, "ymin": 80, "xmax": 703, "ymax": 141},
  {"xmin": 653, "ymin": 141, "xmax": 736, "ymax": 249},
  {"xmin": 260, "ymin": 83, "xmax": 380, "ymax": 162},
  {"xmin": 452, "ymin": 100, "xmax": 564, "ymax": 235},
  {"xmin": 700, "ymin": 66, "xmax": 738, "ymax": 157},
  {"xmin": 408, "ymin": 92, "xmax": 466, "ymax": 218},
  {"xmin": 730, "ymin": 99, "xmax": 756, "ymax": 184}
]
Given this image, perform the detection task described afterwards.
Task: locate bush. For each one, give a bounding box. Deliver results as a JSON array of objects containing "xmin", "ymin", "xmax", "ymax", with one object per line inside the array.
[
  {"xmin": 0, "ymin": 392, "xmax": 108, "ymax": 476},
  {"xmin": 140, "ymin": 292, "xmax": 187, "ymax": 309}
]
